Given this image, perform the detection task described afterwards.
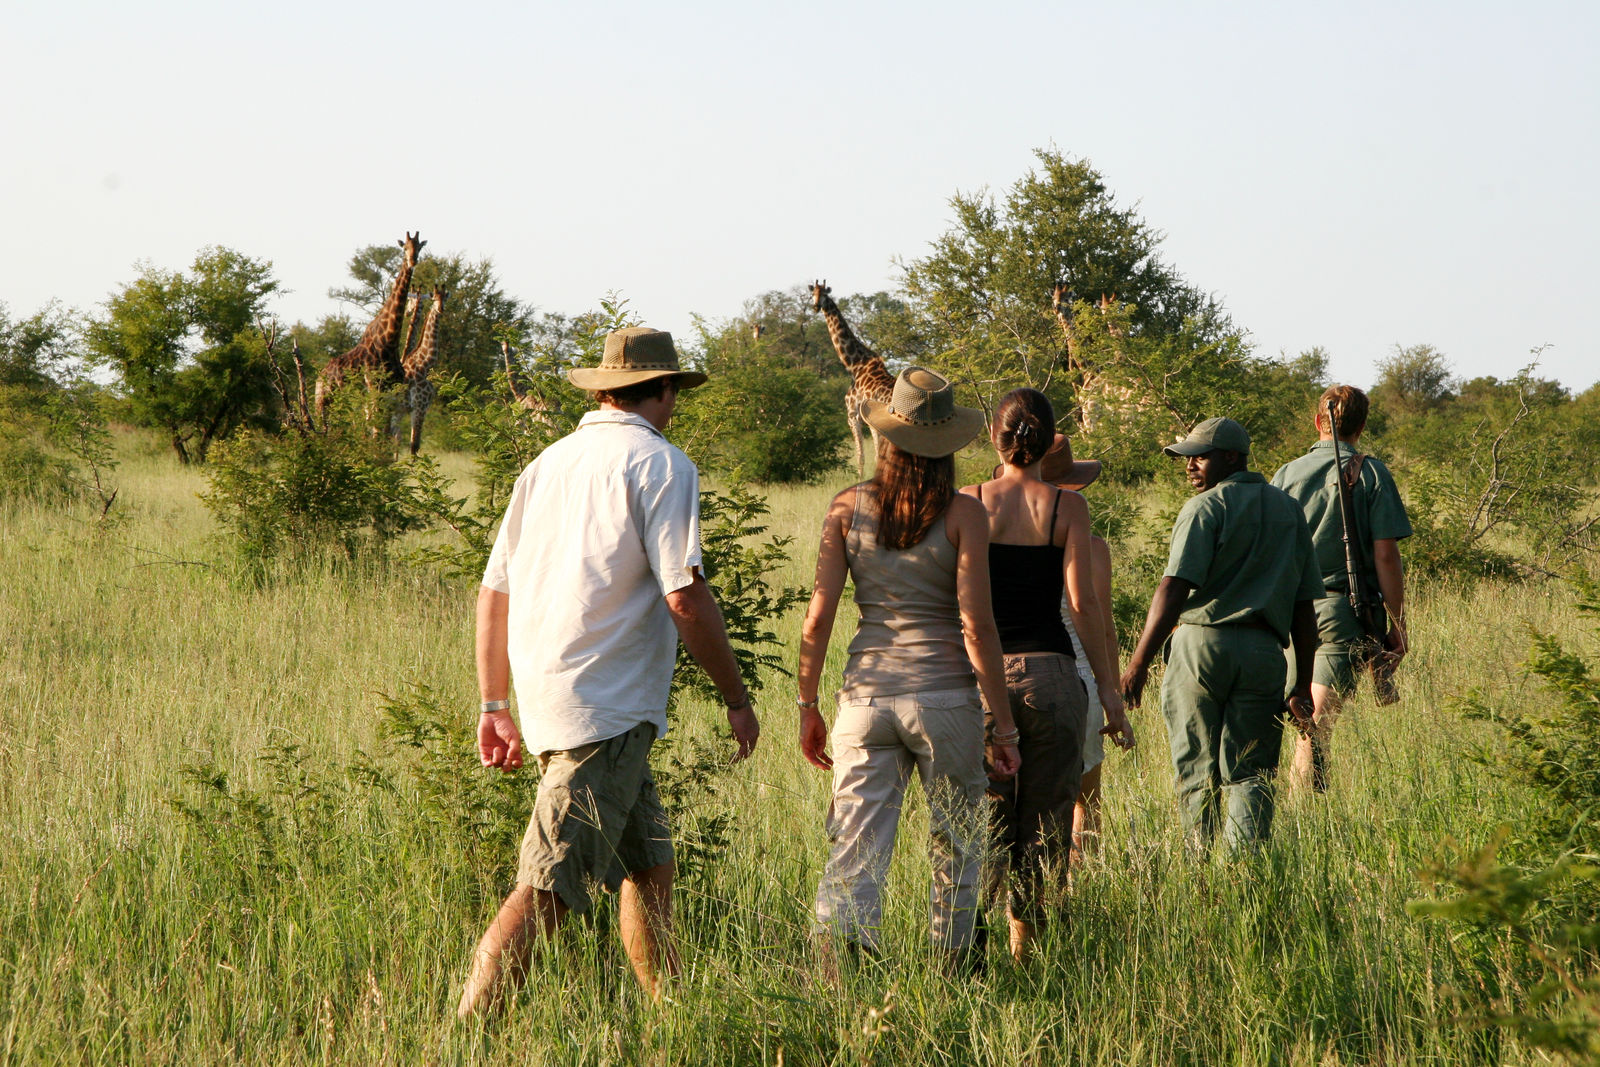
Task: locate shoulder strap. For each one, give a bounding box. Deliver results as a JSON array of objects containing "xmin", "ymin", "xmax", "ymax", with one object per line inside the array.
[
  {"xmin": 1343, "ymin": 453, "xmax": 1367, "ymax": 490},
  {"xmin": 1048, "ymin": 488, "xmax": 1064, "ymax": 544},
  {"xmin": 975, "ymin": 482, "xmax": 984, "ymax": 504}
]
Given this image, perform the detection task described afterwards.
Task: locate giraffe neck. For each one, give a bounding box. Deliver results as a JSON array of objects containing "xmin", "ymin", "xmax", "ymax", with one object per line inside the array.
[
  {"xmin": 819, "ymin": 292, "xmax": 883, "ymax": 371},
  {"xmin": 352, "ymin": 253, "xmax": 418, "ymax": 377},
  {"xmin": 405, "ymin": 297, "xmax": 443, "ymax": 379}
]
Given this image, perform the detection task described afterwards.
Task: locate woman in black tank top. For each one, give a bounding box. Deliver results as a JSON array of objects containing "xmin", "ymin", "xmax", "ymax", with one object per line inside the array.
[{"xmin": 958, "ymin": 387, "xmax": 1132, "ymax": 963}]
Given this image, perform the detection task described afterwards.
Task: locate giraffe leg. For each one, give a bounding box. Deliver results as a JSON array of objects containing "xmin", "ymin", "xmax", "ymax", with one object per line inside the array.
[
  {"xmin": 846, "ymin": 392, "xmax": 866, "ymax": 476},
  {"xmin": 409, "ymin": 384, "xmax": 431, "ymax": 456}
]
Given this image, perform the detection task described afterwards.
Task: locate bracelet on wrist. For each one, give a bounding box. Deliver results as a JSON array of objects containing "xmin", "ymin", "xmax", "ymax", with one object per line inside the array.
[
  {"xmin": 480, "ymin": 699, "xmax": 511, "ymax": 714},
  {"xmin": 991, "ymin": 729, "xmax": 1021, "ymax": 746},
  {"xmin": 796, "ymin": 696, "xmax": 819, "ymax": 709},
  {"xmin": 724, "ymin": 689, "xmax": 751, "ymax": 710}
]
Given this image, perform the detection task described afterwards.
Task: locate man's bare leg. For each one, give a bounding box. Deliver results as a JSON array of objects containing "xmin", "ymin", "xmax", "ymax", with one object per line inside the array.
[
  {"xmin": 619, "ymin": 862, "xmax": 681, "ymax": 1001},
  {"xmin": 1071, "ymin": 764, "xmax": 1103, "ymax": 864},
  {"xmin": 457, "ymin": 884, "xmax": 567, "ymax": 1019},
  {"xmin": 1291, "ymin": 683, "xmax": 1341, "ymax": 792},
  {"xmin": 1008, "ymin": 916, "xmax": 1036, "ymax": 964}
]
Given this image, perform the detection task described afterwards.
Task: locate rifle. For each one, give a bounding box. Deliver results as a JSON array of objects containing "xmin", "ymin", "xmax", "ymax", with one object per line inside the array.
[{"xmin": 1327, "ymin": 400, "xmax": 1399, "ymax": 705}]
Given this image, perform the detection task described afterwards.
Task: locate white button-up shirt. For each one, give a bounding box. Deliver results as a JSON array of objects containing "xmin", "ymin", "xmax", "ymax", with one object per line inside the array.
[{"xmin": 483, "ymin": 409, "xmax": 702, "ymax": 755}]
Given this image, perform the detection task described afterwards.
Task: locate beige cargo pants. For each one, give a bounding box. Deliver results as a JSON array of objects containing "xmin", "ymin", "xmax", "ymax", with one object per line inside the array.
[{"xmin": 814, "ymin": 687, "xmax": 988, "ymax": 955}]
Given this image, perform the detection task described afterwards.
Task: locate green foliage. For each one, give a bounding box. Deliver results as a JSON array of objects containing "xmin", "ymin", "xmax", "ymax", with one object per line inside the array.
[
  {"xmin": 673, "ymin": 316, "xmax": 848, "ymax": 484},
  {"xmin": 1370, "ymin": 343, "xmax": 1458, "ymax": 424},
  {"xmin": 1370, "ymin": 357, "xmax": 1598, "ymax": 579},
  {"xmin": 84, "ymin": 246, "xmax": 282, "ymax": 463},
  {"xmin": 899, "ymin": 148, "xmax": 1311, "ymax": 483},
  {"xmin": 0, "ymin": 303, "xmax": 120, "ymax": 516},
  {"xmin": 200, "ymin": 397, "xmax": 444, "ymax": 579},
  {"xmin": 1412, "ymin": 583, "xmax": 1600, "ymax": 1059},
  {"xmin": 671, "ymin": 484, "xmax": 808, "ymax": 705}
]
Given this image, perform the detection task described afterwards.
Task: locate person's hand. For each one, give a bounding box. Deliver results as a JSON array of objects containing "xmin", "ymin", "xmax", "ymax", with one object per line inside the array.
[
  {"xmin": 1120, "ymin": 660, "xmax": 1150, "ymax": 708},
  {"xmin": 1384, "ymin": 623, "xmax": 1409, "ymax": 665},
  {"xmin": 478, "ymin": 711, "xmax": 524, "ymax": 771},
  {"xmin": 798, "ymin": 704, "xmax": 832, "ymax": 770},
  {"xmin": 987, "ymin": 741, "xmax": 1021, "ymax": 780},
  {"xmin": 727, "ymin": 701, "xmax": 760, "ymax": 763},
  {"xmin": 1285, "ymin": 686, "xmax": 1315, "ymax": 736}
]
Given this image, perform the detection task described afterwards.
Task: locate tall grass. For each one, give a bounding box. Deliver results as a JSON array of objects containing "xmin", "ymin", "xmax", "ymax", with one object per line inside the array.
[{"xmin": 0, "ymin": 446, "xmax": 1582, "ymax": 1065}]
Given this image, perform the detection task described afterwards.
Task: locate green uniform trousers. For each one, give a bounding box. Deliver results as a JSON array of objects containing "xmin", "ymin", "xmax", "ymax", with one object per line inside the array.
[{"xmin": 1162, "ymin": 623, "xmax": 1286, "ymax": 849}]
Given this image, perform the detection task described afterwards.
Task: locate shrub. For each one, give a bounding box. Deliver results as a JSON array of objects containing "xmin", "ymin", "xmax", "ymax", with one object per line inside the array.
[
  {"xmin": 1411, "ymin": 581, "xmax": 1600, "ymax": 1059},
  {"xmin": 201, "ymin": 393, "xmax": 444, "ymax": 578}
]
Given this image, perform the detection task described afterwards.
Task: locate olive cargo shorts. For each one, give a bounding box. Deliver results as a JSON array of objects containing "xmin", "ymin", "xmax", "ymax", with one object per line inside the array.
[
  {"xmin": 1162, "ymin": 624, "xmax": 1287, "ymax": 849},
  {"xmin": 1311, "ymin": 593, "xmax": 1368, "ymax": 695},
  {"xmin": 516, "ymin": 721, "xmax": 673, "ymax": 914},
  {"xmin": 987, "ymin": 653, "xmax": 1087, "ymax": 924}
]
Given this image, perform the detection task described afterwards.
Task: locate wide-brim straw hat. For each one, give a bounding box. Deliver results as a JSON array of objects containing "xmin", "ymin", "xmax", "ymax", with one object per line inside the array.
[
  {"xmin": 861, "ymin": 366, "xmax": 985, "ymax": 459},
  {"xmin": 567, "ymin": 327, "xmax": 708, "ymax": 391}
]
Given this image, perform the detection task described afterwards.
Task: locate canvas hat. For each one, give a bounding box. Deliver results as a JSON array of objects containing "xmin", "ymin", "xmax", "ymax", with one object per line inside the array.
[
  {"xmin": 1040, "ymin": 433, "xmax": 1102, "ymax": 490},
  {"xmin": 567, "ymin": 327, "xmax": 708, "ymax": 391},
  {"xmin": 862, "ymin": 367, "xmax": 985, "ymax": 459},
  {"xmin": 1162, "ymin": 416, "xmax": 1251, "ymax": 457}
]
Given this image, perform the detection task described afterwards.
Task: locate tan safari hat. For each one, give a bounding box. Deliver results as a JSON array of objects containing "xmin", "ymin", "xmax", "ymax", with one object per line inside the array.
[
  {"xmin": 567, "ymin": 327, "xmax": 708, "ymax": 392},
  {"xmin": 861, "ymin": 366, "xmax": 985, "ymax": 459}
]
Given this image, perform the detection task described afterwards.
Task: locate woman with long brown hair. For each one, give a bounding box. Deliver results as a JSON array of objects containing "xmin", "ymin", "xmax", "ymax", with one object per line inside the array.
[
  {"xmin": 796, "ymin": 367, "xmax": 1020, "ymax": 972},
  {"xmin": 961, "ymin": 387, "xmax": 1132, "ymax": 962}
]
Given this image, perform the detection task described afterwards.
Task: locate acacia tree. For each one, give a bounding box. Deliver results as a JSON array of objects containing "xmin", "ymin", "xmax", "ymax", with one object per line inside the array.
[
  {"xmin": 900, "ymin": 149, "xmax": 1319, "ymax": 480},
  {"xmin": 85, "ymin": 247, "xmax": 280, "ymax": 463}
]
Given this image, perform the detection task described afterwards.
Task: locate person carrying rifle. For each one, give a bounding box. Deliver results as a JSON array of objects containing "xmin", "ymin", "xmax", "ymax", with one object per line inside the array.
[{"xmin": 1270, "ymin": 385, "xmax": 1412, "ymax": 792}]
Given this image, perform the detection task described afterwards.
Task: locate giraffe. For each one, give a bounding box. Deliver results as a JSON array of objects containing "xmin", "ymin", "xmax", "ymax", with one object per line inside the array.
[
  {"xmin": 809, "ymin": 280, "xmax": 895, "ymax": 475},
  {"xmin": 1052, "ymin": 284, "xmax": 1159, "ymax": 436},
  {"xmin": 502, "ymin": 340, "xmax": 565, "ymax": 430},
  {"xmin": 315, "ymin": 231, "xmax": 426, "ymax": 428},
  {"xmin": 401, "ymin": 287, "xmax": 446, "ymax": 456}
]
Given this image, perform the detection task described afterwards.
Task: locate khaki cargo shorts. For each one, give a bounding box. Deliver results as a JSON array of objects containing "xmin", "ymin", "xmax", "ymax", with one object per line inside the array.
[{"xmin": 515, "ymin": 721, "xmax": 673, "ymax": 914}]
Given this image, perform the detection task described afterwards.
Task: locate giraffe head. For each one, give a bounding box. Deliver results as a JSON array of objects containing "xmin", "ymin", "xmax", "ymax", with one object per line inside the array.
[
  {"xmin": 430, "ymin": 286, "xmax": 448, "ymax": 311},
  {"xmin": 399, "ymin": 231, "xmax": 427, "ymax": 268},
  {"xmin": 1051, "ymin": 281, "xmax": 1075, "ymax": 315},
  {"xmin": 809, "ymin": 280, "xmax": 831, "ymax": 311}
]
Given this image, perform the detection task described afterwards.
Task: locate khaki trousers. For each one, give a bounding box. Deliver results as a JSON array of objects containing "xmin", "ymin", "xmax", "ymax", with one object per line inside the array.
[{"xmin": 814, "ymin": 687, "xmax": 988, "ymax": 954}]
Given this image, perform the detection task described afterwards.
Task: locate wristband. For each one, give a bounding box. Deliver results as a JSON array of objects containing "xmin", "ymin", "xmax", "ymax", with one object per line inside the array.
[
  {"xmin": 480, "ymin": 699, "xmax": 511, "ymax": 714},
  {"xmin": 724, "ymin": 689, "xmax": 751, "ymax": 710},
  {"xmin": 796, "ymin": 696, "xmax": 819, "ymax": 709},
  {"xmin": 991, "ymin": 729, "xmax": 1021, "ymax": 746}
]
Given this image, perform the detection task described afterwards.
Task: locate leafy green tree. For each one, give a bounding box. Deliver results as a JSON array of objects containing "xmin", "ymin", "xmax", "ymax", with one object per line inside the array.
[
  {"xmin": 898, "ymin": 148, "xmax": 1306, "ymax": 482},
  {"xmin": 85, "ymin": 247, "xmax": 280, "ymax": 463},
  {"xmin": 671, "ymin": 314, "xmax": 848, "ymax": 484},
  {"xmin": 331, "ymin": 243, "xmax": 536, "ymax": 387},
  {"xmin": 1369, "ymin": 343, "xmax": 1457, "ymax": 423},
  {"xmin": 0, "ymin": 300, "xmax": 77, "ymax": 389}
]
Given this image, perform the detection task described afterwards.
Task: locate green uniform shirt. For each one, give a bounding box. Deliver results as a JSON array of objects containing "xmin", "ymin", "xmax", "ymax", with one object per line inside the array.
[
  {"xmin": 1270, "ymin": 441, "xmax": 1412, "ymax": 593},
  {"xmin": 1164, "ymin": 471, "xmax": 1324, "ymax": 646}
]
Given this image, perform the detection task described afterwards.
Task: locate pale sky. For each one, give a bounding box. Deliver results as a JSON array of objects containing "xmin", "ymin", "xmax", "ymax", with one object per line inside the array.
[{"xmin": 5, "ymin": 0, "xmax": 1596, "ymax": 392}]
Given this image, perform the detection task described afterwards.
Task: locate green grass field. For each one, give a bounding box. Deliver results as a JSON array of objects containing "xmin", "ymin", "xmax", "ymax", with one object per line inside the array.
[{"xmin": 0, "ymin": 440, "xmax": 1583, "ymax": 1065}]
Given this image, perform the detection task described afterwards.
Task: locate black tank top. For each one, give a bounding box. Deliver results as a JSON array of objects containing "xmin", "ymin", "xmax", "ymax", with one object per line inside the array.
[{"xmin": 980, "ymin": 485, "xmax": 1074, "ymax": 656}]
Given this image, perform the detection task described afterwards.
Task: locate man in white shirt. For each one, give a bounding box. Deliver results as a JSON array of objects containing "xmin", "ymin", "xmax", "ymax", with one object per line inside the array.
[{"xmin": 457, "ymin": 327, "xmax": 759, "ymax": 1015}]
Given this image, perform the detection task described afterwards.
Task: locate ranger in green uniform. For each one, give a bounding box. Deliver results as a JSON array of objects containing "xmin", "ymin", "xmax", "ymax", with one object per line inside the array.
[
  {"xmin": 1121, "ymin": 417, "xmax": 1322, "ymax": 850},
  {"xmin": 1270, "ymin": 385, "xmax": 1411, "ymax": 791}
]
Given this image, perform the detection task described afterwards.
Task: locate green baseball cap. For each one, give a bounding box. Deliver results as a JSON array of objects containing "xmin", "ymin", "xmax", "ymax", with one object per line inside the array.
[{"xmin": 1162, "ymin": 416, "xmax": 1251, "ymax": 457}]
